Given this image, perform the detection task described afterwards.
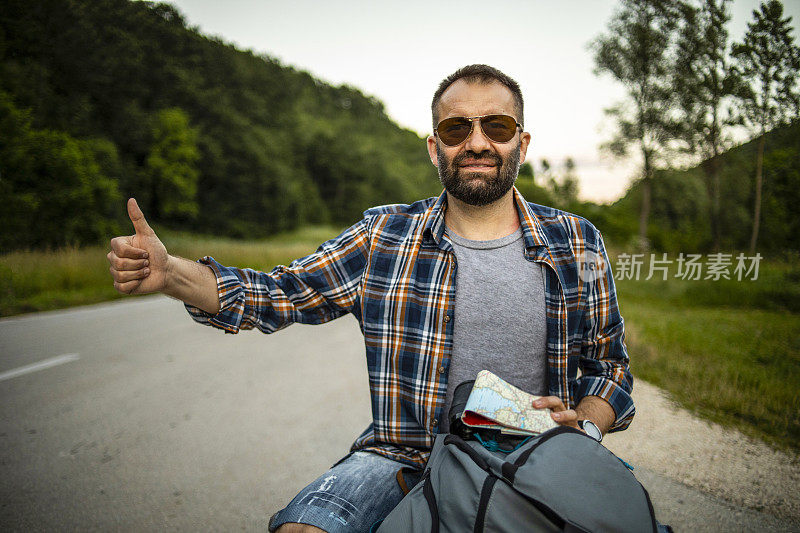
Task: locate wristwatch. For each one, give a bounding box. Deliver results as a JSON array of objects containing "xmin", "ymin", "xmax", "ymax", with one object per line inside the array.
[{"xmin": 578, "ymin": 419, "xmax": 603, "ymax": 442}]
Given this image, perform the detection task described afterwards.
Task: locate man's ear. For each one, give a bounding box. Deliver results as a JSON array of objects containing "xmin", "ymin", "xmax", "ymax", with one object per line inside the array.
[
  {"xmin": 519, "ymin": 131, "xmax": 532, "ymax": 164},
  {"xmin": 426, "ymin": 135, "xmax": 439, "ymax": 167}
]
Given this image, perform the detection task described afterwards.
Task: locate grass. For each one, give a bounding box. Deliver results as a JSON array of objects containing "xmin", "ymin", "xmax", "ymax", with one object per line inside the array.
[
  {"xmin": 161, "ymin": 226, "xmax": 345, "ymax": 271},
  {"xmin": 0, "ymin": 225, "xmax": 344, "ymax": 317},
  {"xmin": 614, "ymin": 255, "xmax": 800, "ymax": 452},
  {"xmin": 3, "ymin": 231, "xmax": 798, "ymax": 452}
]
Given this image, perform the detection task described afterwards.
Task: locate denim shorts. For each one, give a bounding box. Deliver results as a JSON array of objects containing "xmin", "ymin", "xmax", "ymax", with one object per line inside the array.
[{"xmin": 267, "ymin": 451, "xmax": 423, "ymax": 533}]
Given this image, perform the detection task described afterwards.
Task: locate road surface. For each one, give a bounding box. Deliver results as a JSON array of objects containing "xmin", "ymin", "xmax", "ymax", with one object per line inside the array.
[{"xmin": 1, "ymin": 296, "xmax": 796, "ymax": 531}]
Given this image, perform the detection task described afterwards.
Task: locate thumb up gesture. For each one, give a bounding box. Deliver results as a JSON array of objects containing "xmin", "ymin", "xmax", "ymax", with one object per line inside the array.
[{"xmin": 107, "ymin": 198, "xmax": 169, "ymax": 295}]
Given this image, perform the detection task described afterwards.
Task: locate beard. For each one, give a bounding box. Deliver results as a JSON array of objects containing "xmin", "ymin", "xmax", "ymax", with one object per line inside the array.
[{"xmin": 436, "ymin": 142, "xmax": 521, "ymax": 207}]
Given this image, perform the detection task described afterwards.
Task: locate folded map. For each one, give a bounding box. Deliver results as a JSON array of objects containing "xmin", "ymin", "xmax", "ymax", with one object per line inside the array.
[{"xmin": 461, "ymin": 370, "xmax": 559, "ymax": 436}]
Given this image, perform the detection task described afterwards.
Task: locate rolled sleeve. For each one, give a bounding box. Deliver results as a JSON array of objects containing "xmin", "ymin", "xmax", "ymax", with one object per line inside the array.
[
  {"xmin": 183, "ymin": 219, "xmax": 371, "ymax": 335},
  {"xmin": 575, "ymin": 230, "xmax": 635, "ymax": 431},
  {"xmin": 184, "ymin": 257, "xmax": 248, "ymax": 333}
]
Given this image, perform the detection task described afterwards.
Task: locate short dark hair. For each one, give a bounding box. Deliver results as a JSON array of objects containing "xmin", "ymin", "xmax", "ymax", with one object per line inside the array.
[{"xmin": 431, "ymin": 64, "xmax": 524, "ymax": 129}]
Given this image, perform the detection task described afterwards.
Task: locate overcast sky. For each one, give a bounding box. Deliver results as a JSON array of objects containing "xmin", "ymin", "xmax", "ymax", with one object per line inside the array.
[{"xmin": 164, "ymin": 0, "xmax": 799, "ymax": 203}]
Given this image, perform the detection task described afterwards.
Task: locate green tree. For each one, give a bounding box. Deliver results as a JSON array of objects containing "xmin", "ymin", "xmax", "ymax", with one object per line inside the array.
[
  {"xmin": 0, "ymin": 91, "xmax": 122, "ymax": 249},
  {"xmin": 545, "ymin": 157, "xmax": 580, "ymax": 209},
  {"xmin": 538, "ymin": 158, "xmax": 553, "ymax": 186},
  {"xmin": 731, "ymin": 0, "xmax": 800, "ymax": 253},
  {"xmin": 673, "ymin": 0, "xmax": 740, "ymax": 251},
  {"xmin": 592, "ymin": 0, "xmax": 684, "ymax": 249},
  {"xmin": 0, "ymin": 0, "xmax": 439, "ymax": 243},
  {"xmin": 142, "ymin": 108, "xmax": 200, "ymax": 223},
  {"xmin": 514, "ymin": 161, "xmax": 554, "ymax": 207},
  {"xmin": 518, "ymin": 161, "xmax": 534, "ymax": 183}
]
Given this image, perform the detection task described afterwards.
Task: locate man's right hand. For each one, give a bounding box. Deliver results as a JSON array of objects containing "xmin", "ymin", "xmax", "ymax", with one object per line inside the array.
[{"xmin": 108, "ymin": 198, "xmax": 169, "ymax": 295}]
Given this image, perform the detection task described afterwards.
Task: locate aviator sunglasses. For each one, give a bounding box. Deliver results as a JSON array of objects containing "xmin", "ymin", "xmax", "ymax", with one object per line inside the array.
[{"xmin": 434, "ymin": 114, "xmax": 522, "ymax": 146}]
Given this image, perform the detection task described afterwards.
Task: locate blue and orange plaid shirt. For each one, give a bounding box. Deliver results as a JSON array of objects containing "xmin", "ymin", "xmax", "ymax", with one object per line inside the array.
[{"xmin": 186, "ymin": 188, "xmax": 634, "ymax": 468}]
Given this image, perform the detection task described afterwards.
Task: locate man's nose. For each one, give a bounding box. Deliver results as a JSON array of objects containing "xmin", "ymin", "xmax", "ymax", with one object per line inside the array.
[{"xmin": 463, "ymin": 118, "xmax": 492, "ymax": 153}]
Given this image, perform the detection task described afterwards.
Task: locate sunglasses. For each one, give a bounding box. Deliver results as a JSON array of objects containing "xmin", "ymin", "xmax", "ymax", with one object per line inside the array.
[{"xmin": 434, "ymin": 114, "xmax": 522, "ymax": 146}]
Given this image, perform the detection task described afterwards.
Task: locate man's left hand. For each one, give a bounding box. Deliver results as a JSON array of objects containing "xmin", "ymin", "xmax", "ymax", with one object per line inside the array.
[
  {"xmin": 533, "ymin": 395, "xmax": 615, "ymax": 435},
  {"xmin": 532, "ymin": 396, "xmax": 579, "ymax": 429}
]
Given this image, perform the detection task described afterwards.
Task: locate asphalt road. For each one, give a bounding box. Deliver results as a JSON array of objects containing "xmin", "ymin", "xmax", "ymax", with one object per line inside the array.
[{"xmin": 1, "ymin": 296, "xmax": 796, "ymax": 532}]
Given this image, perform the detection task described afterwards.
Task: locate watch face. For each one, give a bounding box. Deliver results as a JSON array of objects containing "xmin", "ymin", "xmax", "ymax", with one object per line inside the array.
[{"xmin": 581, "ymin": 420, "xmax": 602, "ymax": 442}]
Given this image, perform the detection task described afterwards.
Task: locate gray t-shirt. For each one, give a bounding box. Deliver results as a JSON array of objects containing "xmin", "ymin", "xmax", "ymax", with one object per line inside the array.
[{"xmin": 440, "ymin": 226, "xmax": 548, "ymax": 432}]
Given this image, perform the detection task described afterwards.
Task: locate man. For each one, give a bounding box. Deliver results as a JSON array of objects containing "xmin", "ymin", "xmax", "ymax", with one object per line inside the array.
[{"xmin": 108, "ymin": 64, "xmax": 634, "ymax": 533}]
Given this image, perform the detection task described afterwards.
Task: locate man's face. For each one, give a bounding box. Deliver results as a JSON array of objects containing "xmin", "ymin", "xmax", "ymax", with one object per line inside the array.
[{"xmin": 427, "ymin": 80, "xmax": 531, "ymax": 206}]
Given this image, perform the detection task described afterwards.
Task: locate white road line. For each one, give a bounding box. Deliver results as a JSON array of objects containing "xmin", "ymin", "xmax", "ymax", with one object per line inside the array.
[{"xmin": 0, "ymin": 353, "xmax": 80, "ymax": 382}]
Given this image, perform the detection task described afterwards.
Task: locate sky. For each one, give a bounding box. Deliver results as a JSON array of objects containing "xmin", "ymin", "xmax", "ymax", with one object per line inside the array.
[{"xmin": 164, "ymin": 0, "xmax": 800, "ymax": 203}]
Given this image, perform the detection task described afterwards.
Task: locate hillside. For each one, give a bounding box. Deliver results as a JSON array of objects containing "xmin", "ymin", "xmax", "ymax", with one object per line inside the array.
[
  {"xmin": 2, "ymin": 0, "xmax": 797, "ymax": 255},
  {"xmin": 0, "ymin": 0, "xmax": 441, "ymax": 249},
  {"xmin": 592, "ymin": 122, "xmax": 800, "ymax": 254}
]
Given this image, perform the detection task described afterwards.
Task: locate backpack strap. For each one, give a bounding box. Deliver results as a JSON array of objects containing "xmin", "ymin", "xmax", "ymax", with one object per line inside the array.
[{"xmin": 395, "ymin": 467, "xmax": 418, "ymax": 495}]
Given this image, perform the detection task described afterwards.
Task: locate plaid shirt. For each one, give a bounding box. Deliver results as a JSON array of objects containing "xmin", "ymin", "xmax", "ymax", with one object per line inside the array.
[{"xmin": 186, "ymin": 188, "xmax": 634, "ymax": 468}]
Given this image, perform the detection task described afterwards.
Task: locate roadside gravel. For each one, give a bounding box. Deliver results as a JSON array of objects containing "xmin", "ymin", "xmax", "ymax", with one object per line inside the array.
[{"xmin": 603, "ymin": 380, "xmax": 800, "ymax": 522}]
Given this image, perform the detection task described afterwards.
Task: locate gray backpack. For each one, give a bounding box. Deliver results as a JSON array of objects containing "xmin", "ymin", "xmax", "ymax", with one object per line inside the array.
[{"xmin": 376, "ymin": 383, "xmax": 659, "ymax": 533}]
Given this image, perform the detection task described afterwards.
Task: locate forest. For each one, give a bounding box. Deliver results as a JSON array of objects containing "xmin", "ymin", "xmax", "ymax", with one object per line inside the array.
[
  {"xmin": 0, "ymin": 0, "xmax": 442, "ymax": 250},
  {"xmin": 0, "ymin": 0, "xmax": 798, "ymax": 255}
]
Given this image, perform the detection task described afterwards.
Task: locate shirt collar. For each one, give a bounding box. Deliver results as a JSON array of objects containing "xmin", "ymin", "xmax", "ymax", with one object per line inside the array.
[
  {"xmin": 512, "ymin": 187, "xmax": 550, "ymax": 251},
  {"xmin": 422, "ymin": 187, "xmax": 550, "ymax": 251},
  {"xmin": 422, "ymin": 190, "xmax": 449, "ymax": 247}
]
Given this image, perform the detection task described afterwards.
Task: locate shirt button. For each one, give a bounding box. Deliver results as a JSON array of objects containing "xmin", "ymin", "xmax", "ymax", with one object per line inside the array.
[
  {"xmin": 432, "ymin": 419, "xmax": 438, "ymax": 427},
  {"xmin": 438, "ymin": 366, "xmax": 445, "ymax": 374},
  {"xmin": 444, "ymin": 315, "xmax": 451, "ymax": 323}
]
